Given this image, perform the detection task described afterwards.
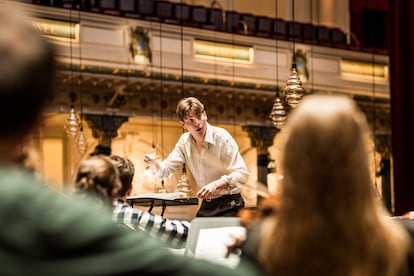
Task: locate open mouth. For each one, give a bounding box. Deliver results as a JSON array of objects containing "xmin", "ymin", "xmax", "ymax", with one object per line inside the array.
[{"xmin": 196, "ymin": 127, "xmax": 203, "ymax": 133}]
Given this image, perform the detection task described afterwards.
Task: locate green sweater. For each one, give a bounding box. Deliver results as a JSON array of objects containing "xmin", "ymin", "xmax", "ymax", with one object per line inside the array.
[{"xmin": 0, "ymin": 166, "xmax": 261, "ymax": 275}]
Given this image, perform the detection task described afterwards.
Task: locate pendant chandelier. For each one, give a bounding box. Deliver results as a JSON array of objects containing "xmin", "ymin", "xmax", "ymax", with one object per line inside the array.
[
  {"xmin": 76, "ymin": 126, "xmax": 87, "ymax": 154},
  {"xmin": 284, "ymin": 58, "xmax": 304, "ymax": 108},
  {"xmin": 269, "ymin": 88, "xmax": 287, "ymax": 128},
  {"xmin": 175, "ymin": 164, "xmax": 192, "ymax": 197},
  {"xmin": 176, "ymin": 0, "xmax": 191, "ymax": 197},
  {"xmin": 63, "ymin": 8, "xmax": 88, "ymax": 154},
  {"xmin": 76, "ymin": 68, "xmax": 88, "ymax": 155},
  {"xmin": 64, "ymin": 8, "xmax": 80, "ymax": 138},
  {"xmin": 269, "ymin": 0, "xmax": 305, "ymax": 128},
  {"xmin": 65, "ymin": 101, "xmax": 80, "ymax": 138},
  {"xmin": 156, "ymin": 18, "xmax": 168, "ymax": 194}
]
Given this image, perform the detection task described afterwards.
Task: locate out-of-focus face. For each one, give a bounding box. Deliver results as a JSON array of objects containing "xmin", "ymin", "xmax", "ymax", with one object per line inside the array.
[
  {"xmin": 74, "ymin": 156, "xmax": 122, "ymax": 201},
  {"xmin": 181, "ymin": 110, "xmax": 208, "ymax": 141}
]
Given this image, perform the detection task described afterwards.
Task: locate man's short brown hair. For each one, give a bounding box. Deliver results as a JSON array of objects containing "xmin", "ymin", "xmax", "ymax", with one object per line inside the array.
[{"xmin": 176, "ymin": 97, "xmax": 205, "ymax": 121}]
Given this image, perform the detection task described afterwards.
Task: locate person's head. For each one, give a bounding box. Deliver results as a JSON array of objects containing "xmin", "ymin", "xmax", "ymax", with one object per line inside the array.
[
  {"xmin": 0, "ymin": 9, "xmax": 56, "ymax": 144},
  {"xmin": 279, "ymin": 94, "xmax": 375, "ymax": 214},
  {"xmin": 258, "ymin": 94, "xmax": 410, "ymax": 276},
  {"xmin": 176, "ymin": 97, "xmax": 208, "ymax": 140},
  {"xmin": 109, "ymin": 155, "xmax": 135, "ymax": 197},
  {"xmin": 74, "ymin": 155, "xmax": 122, "ymax": 205}
]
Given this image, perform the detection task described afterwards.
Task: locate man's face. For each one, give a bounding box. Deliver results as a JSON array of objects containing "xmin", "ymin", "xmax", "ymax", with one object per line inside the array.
[{"xmin": 181, "ymin": 110, "xmax": 207, "ymax": 140}]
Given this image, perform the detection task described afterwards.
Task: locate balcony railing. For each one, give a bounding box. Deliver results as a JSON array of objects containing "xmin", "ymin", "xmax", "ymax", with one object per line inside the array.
[{"xmin": 21, "ymin": 0, "xmax": 387, "ymax": 55}]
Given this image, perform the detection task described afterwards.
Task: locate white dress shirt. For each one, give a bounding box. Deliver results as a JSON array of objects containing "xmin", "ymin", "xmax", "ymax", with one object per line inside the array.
[{"xmin": 153, "ymin": 123, "xmax": 249, "ymax": 198}]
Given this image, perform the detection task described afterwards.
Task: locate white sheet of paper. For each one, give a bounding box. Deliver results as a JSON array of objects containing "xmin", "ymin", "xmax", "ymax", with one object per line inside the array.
[
  {"xmin": 127, "ymin": 192, "xmax": 186, "ymax": 200},
  {"xmin": 194, "ymin": 226, "xmax": 246, "ymax": 268}
]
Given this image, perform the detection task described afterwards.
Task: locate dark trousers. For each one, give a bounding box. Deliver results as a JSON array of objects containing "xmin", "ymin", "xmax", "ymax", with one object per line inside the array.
[{"xmin": 196, "ymin": 193, "xmax": 245, "ymax": 217}]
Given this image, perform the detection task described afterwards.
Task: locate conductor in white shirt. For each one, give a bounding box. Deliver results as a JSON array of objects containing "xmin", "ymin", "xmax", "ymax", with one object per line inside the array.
[{"xmin": 144, "ymin": 97, "xmax": 249, "ymax": 217}]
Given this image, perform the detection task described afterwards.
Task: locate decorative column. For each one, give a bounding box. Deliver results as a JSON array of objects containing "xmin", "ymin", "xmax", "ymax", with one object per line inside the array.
[
  {"xmin": 242, "ymin": 125, "xmax": 279, "ymax": 188},
  {"xmin": 85, "ymin": 114, "xmax": 128, "ymax": 156}
]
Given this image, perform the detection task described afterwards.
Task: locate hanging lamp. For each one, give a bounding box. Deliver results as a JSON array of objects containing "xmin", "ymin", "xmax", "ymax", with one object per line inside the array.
[
  {"xmin": 157, "ymin": 21, "xmax": 166, "ymax": 194},
  {"xmin": 175, "ymin": 164, "xmax": 191, "ymax": 197},
  {"xmin": 269, "ymin": 0, "xmax": 304, "ymax": 128},
  {"xmin": 176, "ymin": 0, "xmax": 191, "ymax": 196},
  {"xmin": 75, "ymin": 8, "xmax": 87, "ymax": 154},
  {"xmin": 269, "ymin": 0, "xmax": 288, "ymax": 128},
  {"xmin": 284, "ymin": 58, "xmax": 304, "ymax": 108},
  {"xmin": 64, "ymin": 8, "xmax": 80, "ymax": 138},
  {"xmin": 65, "ymin": 101, "xmax": 80, "ymax": 138},
  {"xmin": 284, "ymin": 0, "xmax": 304, "ymax": 108},
  {"xmin": 269, "ymin": 88, "xmax": 287, "ymax": 128},
  {"xmin": 76, "ymin": 127, "xmax": 87, "ymax": 154}
]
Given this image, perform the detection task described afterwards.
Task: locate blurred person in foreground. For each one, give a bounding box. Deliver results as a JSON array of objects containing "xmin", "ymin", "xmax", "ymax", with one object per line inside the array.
[
  {"xmin": 0, "ymin": 5, "xmax": 260, "ymax": 275},
  {"xmin": 110, "ymin": 155, "xmax": 190, "ymax": 248},
  {"xmin": 244, "ymin": 95, "xmax": 414, "ymax": 276},
  {"xmin": 144, "ymin": 97, "xmax": 249, "ymax": 217}
]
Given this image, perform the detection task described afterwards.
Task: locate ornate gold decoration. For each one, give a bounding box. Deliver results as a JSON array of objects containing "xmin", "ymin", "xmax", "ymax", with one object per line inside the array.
[
  {"xmin": 130, "ymin": 27, "xmax": 152, "ymax": 64},
  {"xmin": 295, "ymin": 49, "xmax": 309, "ymax": 81}
]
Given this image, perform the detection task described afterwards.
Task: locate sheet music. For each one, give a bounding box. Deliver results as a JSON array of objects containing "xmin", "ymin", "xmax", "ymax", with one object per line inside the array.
[
  {"xmin": 194, "ymin": 226, "xmax": 246, "ymax": 268},
  {"xmin": 127, "ymin": 192, "xmax": 186, "ymax": 201}
]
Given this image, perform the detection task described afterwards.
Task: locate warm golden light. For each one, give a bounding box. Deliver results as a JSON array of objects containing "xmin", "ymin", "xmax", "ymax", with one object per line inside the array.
[
  {"xmin": 32, "ymin": 18, "xmax": 79, "ymax": 41},
  {"xmin": 194, "ymin": 39, "xmax": 254, "ymax": 64},
  {"xmin": 341, "ymin": 59, "xmax": 388, "ymax": 81}
]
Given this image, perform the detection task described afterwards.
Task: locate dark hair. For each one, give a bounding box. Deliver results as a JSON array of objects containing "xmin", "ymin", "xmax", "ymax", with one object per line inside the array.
[
  {"xmin": 109, "ymin": 155, "xmax": 135, "ymax": 197},
  {"xmin": 0, "ymin": 10, "xmax": 56, "ymax": 137},
  {"xmin": 74, "ymin": 155, "xmax": 121, "ymax": 204}
]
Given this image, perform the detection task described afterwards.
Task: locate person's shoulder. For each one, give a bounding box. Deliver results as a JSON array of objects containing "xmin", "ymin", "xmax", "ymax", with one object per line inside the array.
[
  {"xmin": 397, "ymin": 219, "xmax": 414, "ymax": 276},
  {"xmin": 178, "ymin": 131, "xmax": 192, "ymax": 141},
  {"xmin": 395, "ymin": 218, "xmax": 414, "ymax": 239},
  {"xmin": 113, "ymin": 199, "xmax": 130, "ymax": 210},
  {"xmin": 0, "ymin": 165, "xmax": 48, "ymax": 198},
  {"xmin": 210, "ymin": 125, "xmax": 238, "ymax": 147},
  {"xmin": 210, "ymin": 124, "xmax": 232, "ymax": 137},
  {"xmin": 0, "ymin": 166, "xmax": 119, "ymax": 236}
]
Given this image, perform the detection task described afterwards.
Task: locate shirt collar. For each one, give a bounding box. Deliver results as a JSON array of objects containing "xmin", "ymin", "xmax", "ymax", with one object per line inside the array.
[
  {"xmin": 204, "ymin": 123, "xmax": 215, "ymax": 145},
  {"xmin": 113, "ymin": 199, "xmax": 126, "ymax": 205}
]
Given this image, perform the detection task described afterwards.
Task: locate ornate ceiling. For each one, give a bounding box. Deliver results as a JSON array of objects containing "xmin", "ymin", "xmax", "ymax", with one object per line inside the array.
[{"xmin": 48, "ymin": 64, "xmax": 391, "ymax": 139}]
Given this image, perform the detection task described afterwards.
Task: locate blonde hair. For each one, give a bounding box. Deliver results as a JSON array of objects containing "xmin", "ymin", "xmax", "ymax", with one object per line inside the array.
[{"xmin": 259, "ymin": 95, "xmax": 410, "ymax": 276}]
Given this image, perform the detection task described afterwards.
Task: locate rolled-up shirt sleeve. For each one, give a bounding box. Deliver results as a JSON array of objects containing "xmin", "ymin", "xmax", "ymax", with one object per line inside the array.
[{"xmin": 153, "ymin": 136, "xmax": 187, "ymax": 179}]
